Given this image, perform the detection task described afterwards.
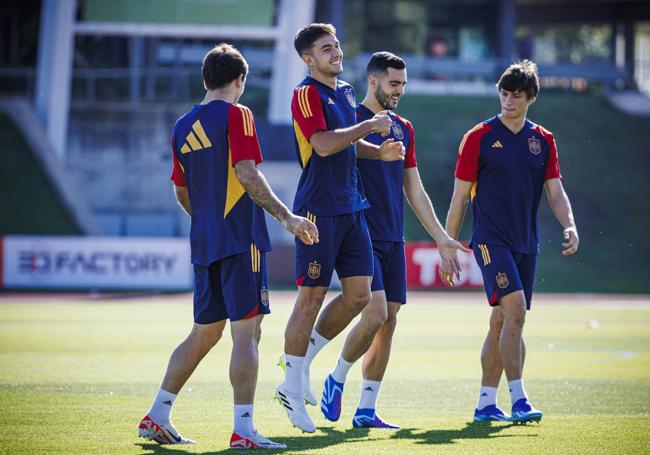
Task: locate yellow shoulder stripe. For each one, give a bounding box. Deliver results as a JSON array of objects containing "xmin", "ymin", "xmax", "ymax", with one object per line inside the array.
[
  {"xmin": 298, "ymin": 86, "xmax": 313, "ymax": 119},
  {"xmin": 238, "ymin": 105, "xmax": 254, "ymax": 137}
]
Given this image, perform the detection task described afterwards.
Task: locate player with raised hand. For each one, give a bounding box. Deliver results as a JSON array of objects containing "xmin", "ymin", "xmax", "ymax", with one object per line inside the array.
[
  {"xmin": 275, "ymin": 23, "xmax": 404, "ymax": 434},
  {"xmin": 443, "ymin": 60, "xmax": 579, "ymax": 424},
  {"xmin": 138, "ymin": 43, "xmax": 316, "ymax": 450},
  {"xmin": 306, "ymin": 51, "xmax": 469, "ymax": 428}
]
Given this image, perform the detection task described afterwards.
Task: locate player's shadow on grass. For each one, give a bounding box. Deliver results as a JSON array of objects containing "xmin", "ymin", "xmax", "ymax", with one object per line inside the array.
[
  {"xmin": 135, "ymin": 422, "xmax": 539, "ymax": 453},
  {"xmin": 390, "ymin": 421, "xmax": 539, "ymax": 446},
  {"xmin": 135, "ymin": 426, "xmax": 382, "ymax": 454}
]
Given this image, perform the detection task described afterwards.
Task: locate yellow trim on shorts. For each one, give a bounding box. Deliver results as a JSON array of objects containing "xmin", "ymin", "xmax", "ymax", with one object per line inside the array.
[
  {"xmin": 250, "ymin": 243, "xmax": 261, "ymax": 272},
  {"xmin": 479, "ymin": 244, "xmax": 491, "ymax": 266}
]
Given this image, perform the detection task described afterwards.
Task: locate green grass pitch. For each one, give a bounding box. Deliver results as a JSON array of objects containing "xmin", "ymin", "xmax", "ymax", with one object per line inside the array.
[{"xmin": 1, "ymin": 291, "xmax": 649, "ymax": 454}]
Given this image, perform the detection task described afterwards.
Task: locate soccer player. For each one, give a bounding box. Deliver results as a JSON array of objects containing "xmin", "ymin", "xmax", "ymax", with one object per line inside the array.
[
  {"xmin": 275, "ymin": 24, "xmax": 405, "ymax": 433},
  {"xmin": 138, "ymin": 43, "xmax": 318, "ymax": 449},
  {"xmin": 306, "ymin": 51, "xmax": 469, "ymax": 428},
  {"xmin": 443, "ymin": 60, "xmax": 579, "ymax": 424}
]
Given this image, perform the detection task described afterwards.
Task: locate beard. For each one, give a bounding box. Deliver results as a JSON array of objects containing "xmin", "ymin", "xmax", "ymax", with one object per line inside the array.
[{"xmin": 374, "ymin": 86, "xmax": 396, "ymax": 110}]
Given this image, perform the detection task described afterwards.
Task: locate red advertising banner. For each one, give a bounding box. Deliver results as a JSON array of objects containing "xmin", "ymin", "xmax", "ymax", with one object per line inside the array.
[{"xmin": 405, "ymin": 241, "xmax": 484, "ymax": 289}]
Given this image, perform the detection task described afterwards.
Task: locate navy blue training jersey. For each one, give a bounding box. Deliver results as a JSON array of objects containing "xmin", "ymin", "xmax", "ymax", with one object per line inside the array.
[
  {"xmin": 171, "ymin": 101, "xmax": 271, "ymax": 266},
  {"xmin": 356, "ymin": 104, "xmax": 417, "ymax": 242},
  {"xmin": 291, "ymin": 76, "xmax": 370, "ymax": 216},
  {"xmin": 455, "ymin": 115, "xmax": 562, "ymax": 254}
]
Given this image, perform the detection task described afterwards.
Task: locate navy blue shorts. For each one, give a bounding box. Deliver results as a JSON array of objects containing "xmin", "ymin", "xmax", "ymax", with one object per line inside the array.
[
  {"xmin": 473, "ymin": 243, "xmax": 537, "ymax": 310},
  {"xmin": 295, "ymin": 210, "xmax": 373, "ymax": 287},
  {"xmin": 193, "ymin": 243, "xmax": 270, "ymax": 323},
  {"xmin": 370, "ymin": 241, "xmax": 407, "ymax": 304}
]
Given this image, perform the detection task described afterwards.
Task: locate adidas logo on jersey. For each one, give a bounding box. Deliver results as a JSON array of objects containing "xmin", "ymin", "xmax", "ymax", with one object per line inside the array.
[
  {"xmin": 492, "ymin": 140, "xmax": 503, "ymax": 148},
  {"xmin": 180, "ymin": 120, "xmax": 212, "ymax": 154},
  {"xmin": 327, "ymin": 97, "xmax": 335, "ymax": 104}
]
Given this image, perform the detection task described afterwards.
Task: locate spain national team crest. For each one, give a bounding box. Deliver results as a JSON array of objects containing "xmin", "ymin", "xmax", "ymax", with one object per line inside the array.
[
  {"xmin": 528, "ymin": 137, "xmax": 541, "ymax": 155},
  {"xmin": 260, "ymin": 288, "xmax": 269, "ymax": 307},
  {"xmin": 496, "ymin": 272, "xmax": 509, "ymax": 289},
  {"xmin": 391, "ymin": 122, "xmax": 404, "ymax": 140},
  {"xmin": 308, "ymin": 261, "xmax": 321, "ymax": 279},
  {"xmin": 344, "ymin": 89, "xmax": 356, "ymax": 108}
]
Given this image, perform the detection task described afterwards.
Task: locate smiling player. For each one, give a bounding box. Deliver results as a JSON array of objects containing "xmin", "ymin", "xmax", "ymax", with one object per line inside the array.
[
  {"xmin": 275, "ymin": 24, "xmax": 405, "ymax": 433},
  {"xmin": 303, "ymin": 51, "xmax": 469, "ymax": 428}
]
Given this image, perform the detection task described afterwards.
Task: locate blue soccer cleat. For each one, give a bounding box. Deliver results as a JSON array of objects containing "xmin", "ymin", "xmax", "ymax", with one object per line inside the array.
[
  {"xmin": 352, "ymin": 408, "xmax": 400, "ymax": 429},
  {"xmin": 511, "ymin": 398, "xmax": 543, "ymax": 424},
  {"xmin": 473, "ymin": 404, "xmax": 512, "ymax": 422},
  {"xmin": 320, "ymin": 374, "xmax": 344, "ymax": 422}
]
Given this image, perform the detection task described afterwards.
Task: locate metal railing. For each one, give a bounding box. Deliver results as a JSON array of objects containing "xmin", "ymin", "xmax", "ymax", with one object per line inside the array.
[
  {"xmin": 0, "ymin": 66, "xmax": 271, "ymax": 104},
  {"xmin": 348, "ymin": 54, "xmax": 630, "ymax": 89},
  {"xmin": 1, "ymin": 55, "xmax": 638, "ymax": 103}
]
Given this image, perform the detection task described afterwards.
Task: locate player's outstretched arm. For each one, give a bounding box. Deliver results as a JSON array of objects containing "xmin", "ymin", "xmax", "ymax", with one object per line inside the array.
[
  {"xmin": 234, "ymin": 160, "xmax": 318, "ymax": 245},
  {"xmin": 173, "ymin": 185, "xmax": 191, "ymax": 216},
  {"xmin": 441, "ymin": 178, "xmax": 474, "ymax": 285},
  {"xmin": 544, "ymin": 178, "xmax": 579, "ymax": 255},
  {"xmin": 310, "ymin": 111, "xmax": 393, "ymax": 157},
  {"xmin": 404, "ymin": 168, "xmax": 470, "ymax": 282}
]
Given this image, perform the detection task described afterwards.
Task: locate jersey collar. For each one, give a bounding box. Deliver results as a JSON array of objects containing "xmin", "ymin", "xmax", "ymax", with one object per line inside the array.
[
  {"xmin": 494, "ymin": 115, "xmax": 533, "ymax": 136},
  {"xmin": 305, "ymin": 76, "xmax": 340, "ymax": 95}
]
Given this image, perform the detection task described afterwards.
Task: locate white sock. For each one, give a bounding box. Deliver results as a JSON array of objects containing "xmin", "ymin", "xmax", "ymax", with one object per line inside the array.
[
  {"xmin": 358, "ymin": 379, "xmax": 381, "ymax": 410},
  {"xmin": 508, "ymin": 379, "xmax": 528, "ymax": 406},
  {"xmin": 303, "ymin": 330, "xmax": 330, "ymax": 379},
  {"xmin": 284, "ymin": 354, "xmax": 304, "ymax": 396},
  {"xmin": 233, "ymin": 404, "xmax": 254, "ymax": 436},
  {"xmin": 147, "ymin": 388, "xmax": 176, "ymax": 423},
  {"xmin": 330, "ymin": 356, "xmax": 354, "ymax": 384},
  {"xmin": 477, "ymin": 386, "xmax": 498, "ymax": 410}
]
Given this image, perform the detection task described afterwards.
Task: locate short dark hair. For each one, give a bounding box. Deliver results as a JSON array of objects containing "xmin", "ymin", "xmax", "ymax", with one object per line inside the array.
[
  {"xmin": 202, "ymin": 43, "xmax": 248, "ymax": 90},
  {"xmin": 294, "ymin": 23, "xmax": 337, "ymax": 56},
  {"xmin": 366, "ymin": 51, "xmax": 406, "ymax": 76},
  {"xmin": 497, "ymin": 60, "xmax": 540, "ymax": 99}
]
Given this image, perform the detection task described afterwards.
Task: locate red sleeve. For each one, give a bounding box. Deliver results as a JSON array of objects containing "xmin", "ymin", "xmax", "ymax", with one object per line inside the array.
[
  {"xmin": 537, "ymin": 126, "xmax": 562, "ymax": 180},
  {"xmin": 454, "ymin": 123, "xmax": 487, "ymax": 181},
  {"xmin": 170, "ymin": 136, "xmax": 187, "ymax": 186},
  {"xmin": 401, "ymin": 118, "xmax": 417, "ymax": 169},
  {"xmin": 227, "ymin": 104, "xmax": 263, "ymax": 166},
  {"xmin": 291, "ymin": 84, "xmax": 327, "ymax": 141}
]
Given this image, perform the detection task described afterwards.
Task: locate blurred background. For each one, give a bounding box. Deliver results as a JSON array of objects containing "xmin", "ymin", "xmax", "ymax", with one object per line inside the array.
[{"xmin": 1, "ymin": 0, "xmax": 649, "ymax": 293}]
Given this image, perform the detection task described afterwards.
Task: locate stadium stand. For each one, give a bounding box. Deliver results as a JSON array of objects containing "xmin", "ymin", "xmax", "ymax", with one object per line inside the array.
[{"xmin": 0, "ymin": 99, "xmax": 97, "ymax": 235}]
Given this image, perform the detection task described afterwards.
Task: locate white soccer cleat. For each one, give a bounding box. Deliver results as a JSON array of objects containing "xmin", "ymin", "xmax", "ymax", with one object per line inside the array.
[
  {"xmin": 230, "ymin": 430, "xmax": 287, "ymax": 449},
  {"xmin": 274, "ymin": 383, "xmax": 316, "ymax": 433},
  {"xmin": 277, "ymin": 354, "xmax": 317, "ymax": 406},
  {"xmin": 138, "ymin": 414, "xmax": 195, "ymax": 445}
]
